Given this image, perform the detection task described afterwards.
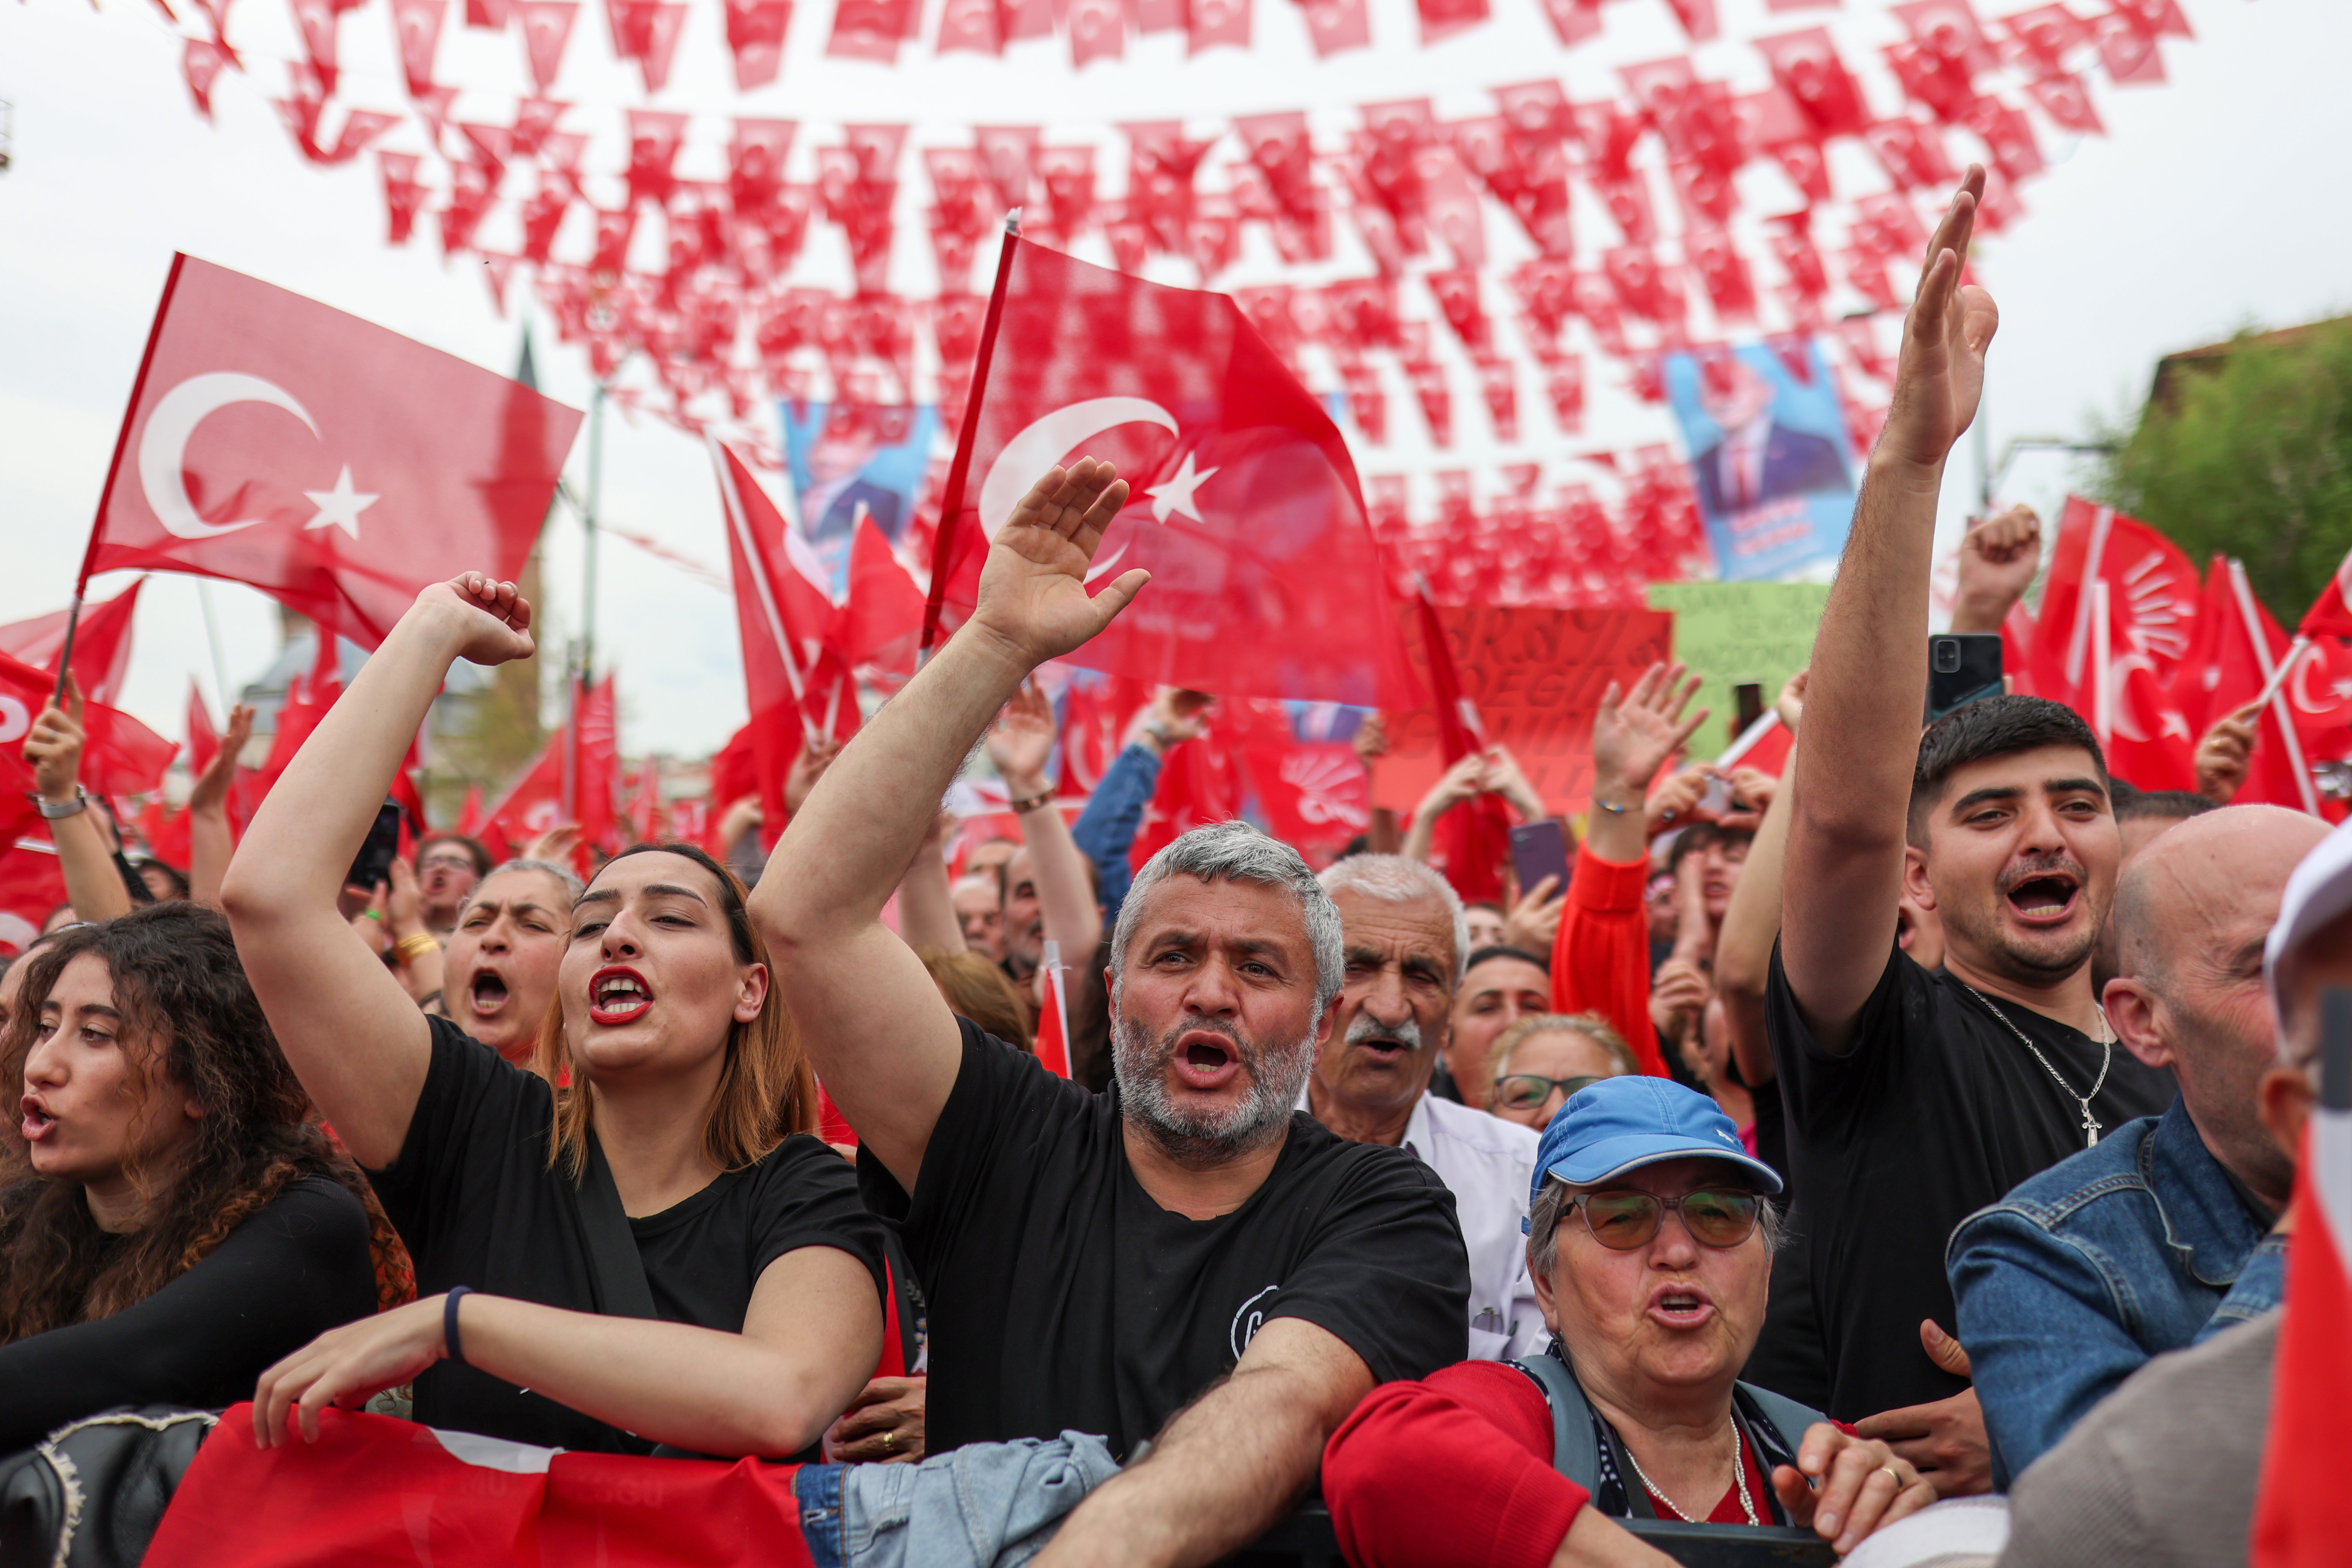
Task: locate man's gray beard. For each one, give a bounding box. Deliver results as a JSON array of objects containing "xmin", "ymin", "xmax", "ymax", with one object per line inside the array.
[{"xmin": 1112, "ymin": 1009, "xmax": 1318, "ymax": 1167}]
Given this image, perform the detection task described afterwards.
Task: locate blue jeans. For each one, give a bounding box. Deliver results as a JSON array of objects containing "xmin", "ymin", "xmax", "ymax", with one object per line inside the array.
[{"xmin": 793, "ymin": 1433, "xmax": 1122, "ymax": 1568}]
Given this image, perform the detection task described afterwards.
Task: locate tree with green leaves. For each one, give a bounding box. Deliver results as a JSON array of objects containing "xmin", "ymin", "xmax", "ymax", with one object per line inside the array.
[{"xmin": 2095, "ymin": 317, "xmax": 2352, "ymax": 624}]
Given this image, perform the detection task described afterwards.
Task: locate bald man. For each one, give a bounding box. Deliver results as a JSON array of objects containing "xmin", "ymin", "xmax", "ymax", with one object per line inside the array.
[{"xmin": 1946, "ymin": 804, "xmax": 2326, "ymax": 1487}]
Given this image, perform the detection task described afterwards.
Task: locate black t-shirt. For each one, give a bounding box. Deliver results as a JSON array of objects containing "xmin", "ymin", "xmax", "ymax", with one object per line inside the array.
[
  {"xmin": 367, "ymin": 1018, "xmax": 888, "ymax": 1452},
  {"xmin": 1765, "ymin": 942, "xmax": 2174, "ymax": 1420},
  {"xmin": 862, "ymin": 1019, "xmax": 1470, "ymax": 1459},
  {"xmin": 0, "ymin": 1176, "xmax": 375, "ymax": 1450}
]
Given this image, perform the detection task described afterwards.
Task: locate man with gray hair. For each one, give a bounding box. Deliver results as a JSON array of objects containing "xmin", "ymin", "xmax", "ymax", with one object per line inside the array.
[
  {"xmin": 755, "ymin": 460, "xmax": 1468, "ymax": 1568},
  {"xmin": 1305, "ymin": 853, "xmax": 1546, "ymax": 1359}
]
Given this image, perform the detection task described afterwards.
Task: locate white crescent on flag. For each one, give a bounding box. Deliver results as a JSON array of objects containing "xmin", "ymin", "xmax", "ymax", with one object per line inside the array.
[
  {"xmin": 138, "ymin": 372, "xmax": 321, "ymax": 540},
  {"xmin": 976, "ymin": 397, "xmax": 1180, "ymax": 541}
]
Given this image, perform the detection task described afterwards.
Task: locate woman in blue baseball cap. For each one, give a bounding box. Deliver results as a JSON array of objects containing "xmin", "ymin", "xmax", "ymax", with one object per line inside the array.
[{"xmin": 1323, "ymin": 1075, "xmax": 1936, "ymax": 1565}]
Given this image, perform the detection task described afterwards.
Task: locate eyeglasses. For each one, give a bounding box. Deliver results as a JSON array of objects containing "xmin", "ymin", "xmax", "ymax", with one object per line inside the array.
[
  {"xmin": 418, "ymin": 855, "xmax": 477, "ymax": 874},
  {"xmin": 1566, "ymin": 1188, "xmax": 1762, "ymax": 1251},
  {"xmin": 1492, "ymin": 1073, "xmax": 1601, "ymax": 1111}
]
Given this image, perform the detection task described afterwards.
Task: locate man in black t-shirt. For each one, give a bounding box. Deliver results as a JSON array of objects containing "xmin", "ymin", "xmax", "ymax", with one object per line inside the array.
[
  {"xmin": 753, "ymin": 459, "xmax": 1469, "ymax": 1568},
  {"xmin": 1769, "ymin": 169, "xmax": 2172, "ymax": 1487}
]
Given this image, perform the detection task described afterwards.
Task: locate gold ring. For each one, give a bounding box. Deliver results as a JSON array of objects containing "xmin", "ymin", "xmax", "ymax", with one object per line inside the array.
[
  {"xmin": 880, "ymin": 1430, "xmax": 897, "ymax": 1453},
  {"xmin": 1880, "ymin": 1465, "xmax": 1904, "ymax": 1488}
]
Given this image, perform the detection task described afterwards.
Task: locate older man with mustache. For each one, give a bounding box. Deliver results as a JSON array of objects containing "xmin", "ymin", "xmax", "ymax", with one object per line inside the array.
[{"xmin": 1303, "ymin": 854, "xmax": 1547, "ymax": 1361}]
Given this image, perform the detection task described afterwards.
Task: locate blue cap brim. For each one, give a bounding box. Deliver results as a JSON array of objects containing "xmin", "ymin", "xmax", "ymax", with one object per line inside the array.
[{"xmin": 1542, "ymin": 1132, "xmax": 1785, "ymax": 1196}]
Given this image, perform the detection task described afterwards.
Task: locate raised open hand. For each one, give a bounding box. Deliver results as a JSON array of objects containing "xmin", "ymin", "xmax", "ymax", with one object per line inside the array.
[
  {"xmin": 971, "ymin": 459, "xmax": 1150, "ymax": 668},
  {"xmin": 1592, "ymin": 662, "xmax": 1708, "ymax": 797},
  {"xmin": 988, "ymin": 679, "xmax": 1058, "ymax": 795},
  {"xmin": 191, "ymin": 704, "xmax": 256, "ymax": 812},
  {"xmin": 1879, "ymin": 166, "xmax": 1999, "ymax": 475},
  {"xmin": 419, "ymin": 574, "xmax": 535, "ymax": 666}
]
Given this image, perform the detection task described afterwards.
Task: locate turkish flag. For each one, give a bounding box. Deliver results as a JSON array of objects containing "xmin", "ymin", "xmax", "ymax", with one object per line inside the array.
[
  {"xmin": 0, "ymin": 579, "xmax": 144, "ymax": 706},
  {"xmin": 1716, "ymin": 711, "xmax": 1793, "ymax": 778},
  {"xmin": 2172, "ymin": 557, "xmax": 2324, "ymax": 816},
  {"xmin": 2296, "ymin": 546, "xmax": 2352, "ymax": 641},
  {"xmin": 2252, "ymin": 1101, "xmax": 2352, "ymax": 1568},
  {"xmin": 927, "ymin": 237, "xmax": 1408, "ymax": 707},
  {"xmin": 1412, "ymin": 583, "xmax": 1510, "ymax": 903},
  {"xmin": 0, "ymin": 649, "xmax": 176, "ymax": 799},
  {"xmin": 454, "ymin": 780, "xmax": 488, "ymax": 839},
  {"xmin": 481, "ymin": 675, "xmax": 615, "ymax": 859},
  {"xmin": 142, "ymin": 1405, "xmax": 817, "ymax": 1568},
  {"xmin": 82, "ymin": 256, "xmax": 581, "ymax": 649},
  {"xmin": 837, "ymin": 506, "xmax": 926, "ymax": 681},
  {"xmin": 1129, "ymin": 724, "xmax": 1246, "ymax": 874},
  {"xmin": 1057, "ymin": 669, "xmax": 1152, "ymax": 794},
  {"xmin": 711, "ymin": 439, "xmax": 860, "ymax": 833}
]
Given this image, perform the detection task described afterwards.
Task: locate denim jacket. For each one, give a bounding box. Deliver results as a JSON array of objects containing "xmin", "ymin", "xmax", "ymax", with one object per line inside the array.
[
  {"xmin": 1947, "ymin": 1097, "xmax": 2284, "ymax": 1489},
  {"xmin": 1069, "ymin": 742, "xmax": 1161, "ymax": 929}
]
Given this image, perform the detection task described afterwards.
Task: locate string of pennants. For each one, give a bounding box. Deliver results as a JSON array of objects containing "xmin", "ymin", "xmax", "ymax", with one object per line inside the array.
[{"xmin": 152, "ymin": 0, "xmax": 2194, "ymax": 499}]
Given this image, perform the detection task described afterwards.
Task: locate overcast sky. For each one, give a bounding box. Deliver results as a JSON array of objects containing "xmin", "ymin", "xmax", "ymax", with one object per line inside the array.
[{"xmin": 1, "ymin": 0, "xmax": 2345, "ymax": 762}]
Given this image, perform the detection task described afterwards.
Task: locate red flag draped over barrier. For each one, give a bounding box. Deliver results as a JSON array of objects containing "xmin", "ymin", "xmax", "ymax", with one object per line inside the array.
[
  {"xmin": 142, "ymin": 1405, "xmax": 817, "ymax": 1568},
  {"xmin": 924, "ymin": 234, "xmax": 1408, "ymax": 708},
  {"xmin": 0, "ymin": 581, "xmax": 145, "ymax": 707},
  {"xmin": 79, "ymin": 255, "xmax": 581, "ymax": 648}
]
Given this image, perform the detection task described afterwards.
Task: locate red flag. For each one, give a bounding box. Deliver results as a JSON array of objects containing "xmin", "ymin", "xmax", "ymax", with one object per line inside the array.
[
  {"xmin": 1057, "ymin": 671, "xmax": 1152, "ymax": 794},
  {"xmin": 2183, "ymin": 558, "xmax": 2324, "ymax": 816},
  {"xmin": 0, "ymin": 579, "xmax": 144, "ymax": 707},
  {"xmin": 574, "ymin": 673, "xmax": 618, "ymax": 853},
  {"xmin": 482, "ymin": 731, "xmax": 564, "ymax": 858},
  {"xmin": 1242, "ymin": 737, "xmax": 1370, "ymax": 865},
  {"xmin": 186, "ymin": 681, "xmax": 221, "ymax": 778},
  {"xmin": 0, "ymin": 649, "xmax": 176, "ymax": 799},
  {"xmin": 0, "ymin": 839, "xmax": 68, "ymax": 955},
  {"xmin": 2026, "ymin": 497, "xmax": 2198, "ymax": 700},
  {"xmin": 2252, "ymin": 1098, "xmax": 2352, "ymax": 1568},
  {"xmin": 141, "ymin": 1405, "xmax": 817, "ymax": 1568},
  {"xmin": 2297, "ymin": 546, "xmax": 2352, "ymax": 642},
  {"xmin": 1129, "ymin": 724, "xmax": 1246, "ymax": 874},
  {"xmin": 1716, "ymin": 711, "xmax": 1794, "ymax": 778},
  {"xmin": 924, "ymin": 235, "xmax": 1408, "ymax": 708},
  {"xmin": 1035, "ymin": 940, "xmax": 1073, "ymax": 1077},
  {"xmin": 454, "ymin": 779, "xmax": 488, "ymax": 839},
  {"xmin": 838, "ymin": 505, "xmax": 926, "ymax": 680},
  {"xmin": 710, "ymin": 439, "xmax": 860, "ymax": 833},
  {"xmin": 481, "ymin": 675, "xmax": 614, "ymax": 858},
  {"xmin": 1412, "ymin": 583, "xmax": 1510, "ymax": 903},
  {"xmin": 80, "ymin": 256, "xmax": 580, "ymax": 648}
]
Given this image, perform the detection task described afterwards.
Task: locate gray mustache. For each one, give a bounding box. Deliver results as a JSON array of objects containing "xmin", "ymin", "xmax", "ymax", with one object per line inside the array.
[{"xmin": 1345, "ymin": 1011, "xmax": 1423, "ymax": 1052}]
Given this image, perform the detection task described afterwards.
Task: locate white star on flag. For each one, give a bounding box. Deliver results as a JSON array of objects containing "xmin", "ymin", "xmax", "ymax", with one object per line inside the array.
[
  {"xmin": 1145, "ymin": 451, "xmax": 1220, "ymax": 524},
  {"xmin": 302, "ymin": 465, "xmax": 379, "ymax": 540}
]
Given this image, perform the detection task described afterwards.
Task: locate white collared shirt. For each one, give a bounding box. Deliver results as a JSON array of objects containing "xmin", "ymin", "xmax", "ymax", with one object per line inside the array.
[{"xmin": 1299, "ymin": 1085, "xmax": 1546, "ymax": 1362}]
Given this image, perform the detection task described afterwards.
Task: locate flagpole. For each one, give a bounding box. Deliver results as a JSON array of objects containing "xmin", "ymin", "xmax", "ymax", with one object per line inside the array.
[
  {"xmin": 919, "ymin": 209, "xmax": 1023, "ymax": 662},
  {"xmin": 708, "ymin": 433, "xmax": 822, "ymax": 748},
  {"xmin": 58, "ymin": 253, "xmax": 191, "ymax": 705}
]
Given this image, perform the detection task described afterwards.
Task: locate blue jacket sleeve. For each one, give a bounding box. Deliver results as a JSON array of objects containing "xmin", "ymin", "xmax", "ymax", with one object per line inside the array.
[
  {"xmin": 1949, "ymin": 1208, "xmax": 2156, "ymax": 1490},
  {"xmin": 1070, "ymin": 742, "xmax": 1161, "ymax": 927}
]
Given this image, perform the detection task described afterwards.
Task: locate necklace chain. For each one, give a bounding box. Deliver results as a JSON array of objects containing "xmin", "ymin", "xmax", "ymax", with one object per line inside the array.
[
  {"xmin": 1621, "ymin": 1421, "xmax": 1758, "ymax": 1526},
  {"xmin": 1962, "ymin": 983, "xmax": 2112, "ymax": 1147}
]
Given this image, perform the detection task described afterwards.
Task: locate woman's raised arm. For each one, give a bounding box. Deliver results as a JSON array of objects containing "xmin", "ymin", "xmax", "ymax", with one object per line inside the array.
[{"xmin": 221, "ymin": 577, "xmax": 535, "ymax": 1169}]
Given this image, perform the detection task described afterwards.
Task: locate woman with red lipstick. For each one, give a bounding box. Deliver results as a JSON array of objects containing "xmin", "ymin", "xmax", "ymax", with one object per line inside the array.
[
  {"xmin": 222, "ymin": 574, "xmax": 887, "ymax": 1459},
  {"xmin": 1322, "ymin": 1078, "xmax": 1935, "ymax": 1566},
  {"xmin": 0, "ymin": 903, "xmax": 387, "ymax": 1450}
]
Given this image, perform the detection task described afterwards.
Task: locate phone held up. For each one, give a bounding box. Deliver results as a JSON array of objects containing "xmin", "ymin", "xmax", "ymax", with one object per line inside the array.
[
  {"xmin": 1926, "ymin": 634, "xmax": 2004, "ymax": 723},
  {"xmin": 346, "ymin": 800, "xmax": 403, "ymax": 893},
  {"xmin": 1508, "ymin": 820, "xmax": 1570, "ymax": 903}
]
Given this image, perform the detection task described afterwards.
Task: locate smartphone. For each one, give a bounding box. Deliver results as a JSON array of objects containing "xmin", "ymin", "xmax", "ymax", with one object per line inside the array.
[
  {"xmin": 1508, "ymin": 821, "xmax": 1569, "ymax": 903},
  {"xmin": 1926, "ymin": 633, "xmax": 2004, "ymax": 722},
  {"xmin": 1733, "ymin": 682, "xmax": 1766, "ymax": 739},
  {"xmin": 346, "ymin": 800, "xmax": 402, "ymax": 892}
]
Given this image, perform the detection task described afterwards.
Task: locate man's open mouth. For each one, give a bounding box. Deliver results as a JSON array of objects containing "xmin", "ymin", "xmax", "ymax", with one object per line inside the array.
[
  {"xmin": 2004, "ymin": 871, "xmax": 2082, "ymax": 923},
  {"xmin": 1354, "ymin": 1035, "xmax": 1412, "ymax": 1062},
  {"xmin": 1171, "ymin": 1030, "xmax": 1243, "ymax": 1089},
  {"xmin": 589, "ymin": 966, "xmax": 654, "ymax": 1025}
]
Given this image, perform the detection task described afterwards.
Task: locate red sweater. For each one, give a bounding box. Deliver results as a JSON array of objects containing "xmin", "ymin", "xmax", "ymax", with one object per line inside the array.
[
  {"xmin": 1323, "ymin": 1362, "xmax": 1820, "ymax": 1568},
  {"xmin": 1548, "ymin": 850, "xmax": 1668, "ymax": 1078}
]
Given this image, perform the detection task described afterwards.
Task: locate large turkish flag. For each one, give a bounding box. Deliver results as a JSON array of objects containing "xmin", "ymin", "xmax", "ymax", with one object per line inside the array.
[
  {"xmin": 83, "ymin": 255, "xmax": 581, "ymax": 647},
  {"xmin": 928, "ymin": 237, "xmax": 1409, "ymax": 706}
]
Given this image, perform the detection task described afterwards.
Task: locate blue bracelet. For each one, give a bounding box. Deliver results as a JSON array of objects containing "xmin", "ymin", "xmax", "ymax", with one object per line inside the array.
[{"xmin": 444, "ymin": 1286, "xmax": 474, "ymax": 1368}]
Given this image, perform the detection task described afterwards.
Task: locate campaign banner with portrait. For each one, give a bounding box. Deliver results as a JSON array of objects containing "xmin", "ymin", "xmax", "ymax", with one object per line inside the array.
[
  {"xmin": 779, "ymin": 401, "xmax": 941, "ymax": 592},
  {"xmin": 1664, "ymin": 342, "xmax": 1855, "ymax": 581}
]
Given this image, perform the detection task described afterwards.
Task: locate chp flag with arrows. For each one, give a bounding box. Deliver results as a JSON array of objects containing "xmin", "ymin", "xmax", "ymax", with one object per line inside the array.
[
  {"xmin": 80, "ymin": 255, "xmax": 582, "ymax": 648},
  {"xmin": 923, "ymin": 232, "xmax": 1410, "ymax": 707}
]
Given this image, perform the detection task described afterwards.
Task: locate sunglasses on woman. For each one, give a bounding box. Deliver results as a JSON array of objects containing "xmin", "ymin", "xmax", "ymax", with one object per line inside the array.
[
  {"xmin": 1566, "ymin": 1188, "xmax": 1762, "ymax": 1250},
  {"xmin": 1491, "ymin": 1074, "xmax": 1601, "ymax": 1111}
]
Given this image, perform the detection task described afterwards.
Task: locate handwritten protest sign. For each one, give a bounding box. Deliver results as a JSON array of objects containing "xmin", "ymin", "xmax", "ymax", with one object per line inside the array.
[
  {"xmin": 1644, "ymin": 583, "xmax": 1830, "ymax": 755},
  {"xmin": 1371, "ymin": 604, "xmax": 1673, "ymax": 817}
]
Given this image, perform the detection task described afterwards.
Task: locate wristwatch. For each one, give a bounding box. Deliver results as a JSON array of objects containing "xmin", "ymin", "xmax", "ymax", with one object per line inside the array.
[{"xmin": 32, "ymin": 789, "xmax": 89, "ymax": 820}]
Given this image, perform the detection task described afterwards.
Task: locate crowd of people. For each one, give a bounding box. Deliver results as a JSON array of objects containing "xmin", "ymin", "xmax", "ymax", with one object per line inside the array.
[{"xmin": 0, "ymin": 166, "xmax": 2337, "ymax": 1568}]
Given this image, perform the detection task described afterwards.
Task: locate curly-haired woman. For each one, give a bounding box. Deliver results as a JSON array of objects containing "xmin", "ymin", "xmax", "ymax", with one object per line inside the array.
[{"xmin": 0, "ymin": 903, "xmax": 389, "ymax": 1449}]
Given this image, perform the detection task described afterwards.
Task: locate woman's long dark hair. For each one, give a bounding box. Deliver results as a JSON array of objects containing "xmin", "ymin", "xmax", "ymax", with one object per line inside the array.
[{"xmin": 0, "ymin": 903, "xmax": 408, "ymax": 1341}]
